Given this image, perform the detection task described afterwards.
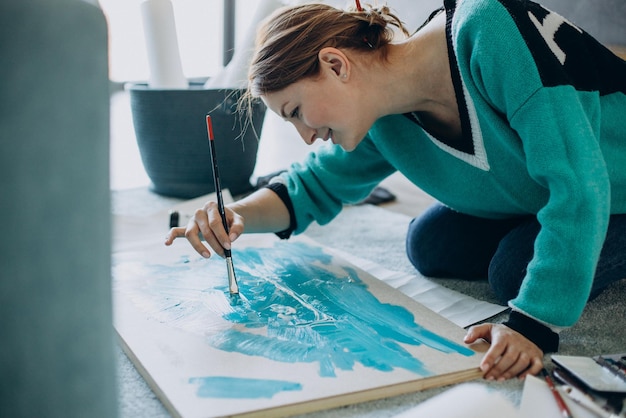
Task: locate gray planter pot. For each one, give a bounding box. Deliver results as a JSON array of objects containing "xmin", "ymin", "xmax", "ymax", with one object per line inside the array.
[{"xmin": 128, "ymin": 82, "xmax": 266, "ymax": 198}]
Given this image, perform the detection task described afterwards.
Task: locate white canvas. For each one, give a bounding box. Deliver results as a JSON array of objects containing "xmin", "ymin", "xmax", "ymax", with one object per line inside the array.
[{"xmin": 113, "ymin": 233, "xmax": 485, "ymax": 417}]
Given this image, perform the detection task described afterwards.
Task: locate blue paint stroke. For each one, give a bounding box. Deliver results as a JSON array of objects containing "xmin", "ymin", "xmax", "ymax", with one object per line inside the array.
[
  {"xmin": 189, "ymin": 376, "xmax": 302, "ymax": 399},
  {"xmin": 207, "ymin": 241, "xmax": 474, "ymax": 378},
  {"xmin": 116, "ymin": 241, "xmax": 475, "ymax": 380}
]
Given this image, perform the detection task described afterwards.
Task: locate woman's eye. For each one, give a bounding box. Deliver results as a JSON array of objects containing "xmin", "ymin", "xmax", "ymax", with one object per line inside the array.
[{"xmin": 290, "ymin": 107, "xmax": 300, "ymax": 119}]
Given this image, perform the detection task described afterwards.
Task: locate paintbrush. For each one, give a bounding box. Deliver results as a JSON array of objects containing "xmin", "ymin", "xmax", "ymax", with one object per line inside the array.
[
  {"xmin": 542, "ymin": 368, "xmax": 574, "ymax": 418},
  {"xmin": 206, "ymin": 115, "xmax": 239, "ymax": 295}
]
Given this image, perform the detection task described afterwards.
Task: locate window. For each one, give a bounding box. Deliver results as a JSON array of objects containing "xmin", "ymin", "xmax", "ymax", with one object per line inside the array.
[{"xmin": 100, "ymin": 0, "xmax": 251, "ymax": 82}]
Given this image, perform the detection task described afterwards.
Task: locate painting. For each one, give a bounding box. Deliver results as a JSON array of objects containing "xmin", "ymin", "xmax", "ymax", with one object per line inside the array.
[{"xmin": 113, "ymin": 233, "xmax": 485, "ymax": 418}]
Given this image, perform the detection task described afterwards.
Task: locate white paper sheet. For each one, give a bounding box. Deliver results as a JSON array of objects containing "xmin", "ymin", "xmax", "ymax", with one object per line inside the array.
[
  {"xmin": 394, "ymin": 383, "xmax": 520, "ymax": 418},
  {"xmin": 519, "ymin": 375, "xmax": 601, "ymax": 418}
]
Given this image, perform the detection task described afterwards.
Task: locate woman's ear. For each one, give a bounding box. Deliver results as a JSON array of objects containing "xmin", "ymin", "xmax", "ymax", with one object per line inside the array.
[{"xmin": 318, "ymin": 47, "xmax": 350, "ymax": 80}]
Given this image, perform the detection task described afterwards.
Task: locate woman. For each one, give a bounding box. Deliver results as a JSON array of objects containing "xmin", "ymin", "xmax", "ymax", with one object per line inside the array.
[{"xmin": 166, "ymin": 0, "xmax": 626, "ymax": 381}]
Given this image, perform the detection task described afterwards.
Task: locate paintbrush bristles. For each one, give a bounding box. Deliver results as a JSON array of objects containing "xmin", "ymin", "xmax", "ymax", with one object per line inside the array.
[{"xmin": 226, "ymin": 256, "xmax": 239, "ymax": 294}]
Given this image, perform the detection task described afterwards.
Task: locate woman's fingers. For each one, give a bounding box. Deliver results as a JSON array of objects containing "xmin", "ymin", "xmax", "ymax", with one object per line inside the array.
[
  {"xmin": 165, "ymin": 223, "xmax": 213, "ymax": 258},
  {"xmin": 164, "ymin": 226, "xmax": 186, "ymax": 245},
  {"xmin": 464, "ymin": 323, "xmax": 544, "ymax": 381},
  {"xmin": 163, "ymin": 201, "xmax": 243, "ymax": 259}
]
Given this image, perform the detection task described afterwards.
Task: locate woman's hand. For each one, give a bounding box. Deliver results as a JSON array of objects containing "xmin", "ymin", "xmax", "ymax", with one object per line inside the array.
[
  {"xmin": 464, "ymin": 323, "xmax": 544, "ymax": 381},
  {"xmin": 164, "ymin": 201, "xmax": 244, "ymax": 258}
]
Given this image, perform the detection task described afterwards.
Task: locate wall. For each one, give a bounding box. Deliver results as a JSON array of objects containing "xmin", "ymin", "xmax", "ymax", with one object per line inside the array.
[
  {"xmin": 539, "ymin": 0, "xmax": 625, "ymax": 46},
  {"xmin": 388, "ymin": 0, "xmax": 625, "ymax": 47}
]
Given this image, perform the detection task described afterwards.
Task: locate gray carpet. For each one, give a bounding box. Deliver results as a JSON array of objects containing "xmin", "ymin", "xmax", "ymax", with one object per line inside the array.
[{"xmin": 113, "ymin": 189, "xmax": 626, "ymax": 417}]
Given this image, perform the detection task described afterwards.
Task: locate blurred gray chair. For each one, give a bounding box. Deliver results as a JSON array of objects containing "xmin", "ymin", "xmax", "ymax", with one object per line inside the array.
[{"xmin": 0, "ymin": 0, "xmax": 117, "ymax": 416}]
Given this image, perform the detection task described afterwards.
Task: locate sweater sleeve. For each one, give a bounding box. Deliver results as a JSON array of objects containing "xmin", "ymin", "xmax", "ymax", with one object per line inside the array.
[
  {"xmin": 508, "ymin": 86, "xmax": 610, "ymax": 328},
  {"xmin": 450, "ymin": 0, "xmax": 613, "ymax": 330},
  {"xmin": 280, "ymin": 136, "xmax": 397, "ymax": 234},
  {"xmin": 282, "ymin": 134, "xmax": 395, "ymax": 234}
]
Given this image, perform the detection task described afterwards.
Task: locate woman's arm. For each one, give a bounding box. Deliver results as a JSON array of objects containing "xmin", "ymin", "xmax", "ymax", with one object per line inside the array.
[{"xmin": 165, "ymin": 187, "xmax": 291, "ymax": 258}]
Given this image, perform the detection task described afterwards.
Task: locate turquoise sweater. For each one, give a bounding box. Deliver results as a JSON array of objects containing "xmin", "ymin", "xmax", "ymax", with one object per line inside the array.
[{"xmin": 279, "ymin": 0, "xmax": 626, "ymax": 330}]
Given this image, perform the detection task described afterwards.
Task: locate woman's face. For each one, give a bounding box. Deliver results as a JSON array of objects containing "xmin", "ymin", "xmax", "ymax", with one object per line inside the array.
[{"xmin": 262, "ymin": 70, "xmax": 371, "ymax": 152}]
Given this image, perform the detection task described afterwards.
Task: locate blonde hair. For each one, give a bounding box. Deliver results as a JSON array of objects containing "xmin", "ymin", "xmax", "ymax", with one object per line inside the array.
[
  {"xmin": 248, "ymin": 3, "xmax": 409, "ymax": 97},
  {"xmin": 238, "ymin": 3, "xmax": 409, "ymax": 124}
]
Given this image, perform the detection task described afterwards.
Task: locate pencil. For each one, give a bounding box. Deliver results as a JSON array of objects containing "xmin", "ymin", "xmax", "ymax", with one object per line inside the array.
[
  {"xmin": 206, "ymin": 115, "xmax": 239, "ymax": 295},
  {"xmin": 542, "ymin": 368, "xmax": 573, "ymax": 418}
]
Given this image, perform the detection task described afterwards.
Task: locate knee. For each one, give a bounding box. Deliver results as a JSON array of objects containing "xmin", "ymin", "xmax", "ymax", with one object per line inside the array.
[
  {"xmin": 406, "ymin": 217, "xmax": 427, "ymax": 274},
  {"xmin": 405, "ymin": 204, "xmax": 496, "ymax": 278},
  {"xmin": 405, "ymin": 215, "xmax": 447, "ymax": 277},
  {"xmin": 487, "ymin": 222, "xmax": 538, "ymax": 304},
  {"xmin": 488, "ymin": 257, "xmax": 524, "ymax": 304}
]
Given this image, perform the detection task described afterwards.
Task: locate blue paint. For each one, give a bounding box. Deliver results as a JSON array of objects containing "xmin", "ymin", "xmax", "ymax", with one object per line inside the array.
[
  {"xmin": 207, "ymin": 241, "xmax": 474, "ymax": 378},
  {"xmin": 189, "ymin": 376, "xmax": 301, "ymax": 399},
  {"xmin": 116, "ymin": 240, "xmax": 474, "ymax": 381}
]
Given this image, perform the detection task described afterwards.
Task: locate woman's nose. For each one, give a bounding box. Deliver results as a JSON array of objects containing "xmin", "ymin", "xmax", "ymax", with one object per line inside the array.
[{"xmin": 295, "ymin": 124, "xmax": 318, "ymax": 145}]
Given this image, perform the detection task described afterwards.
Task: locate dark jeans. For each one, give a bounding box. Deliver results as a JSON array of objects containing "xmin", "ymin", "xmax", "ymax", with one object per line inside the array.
[{"xmin": 406, "ymin": 203, "xmax": 626, "ymax": 304}]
